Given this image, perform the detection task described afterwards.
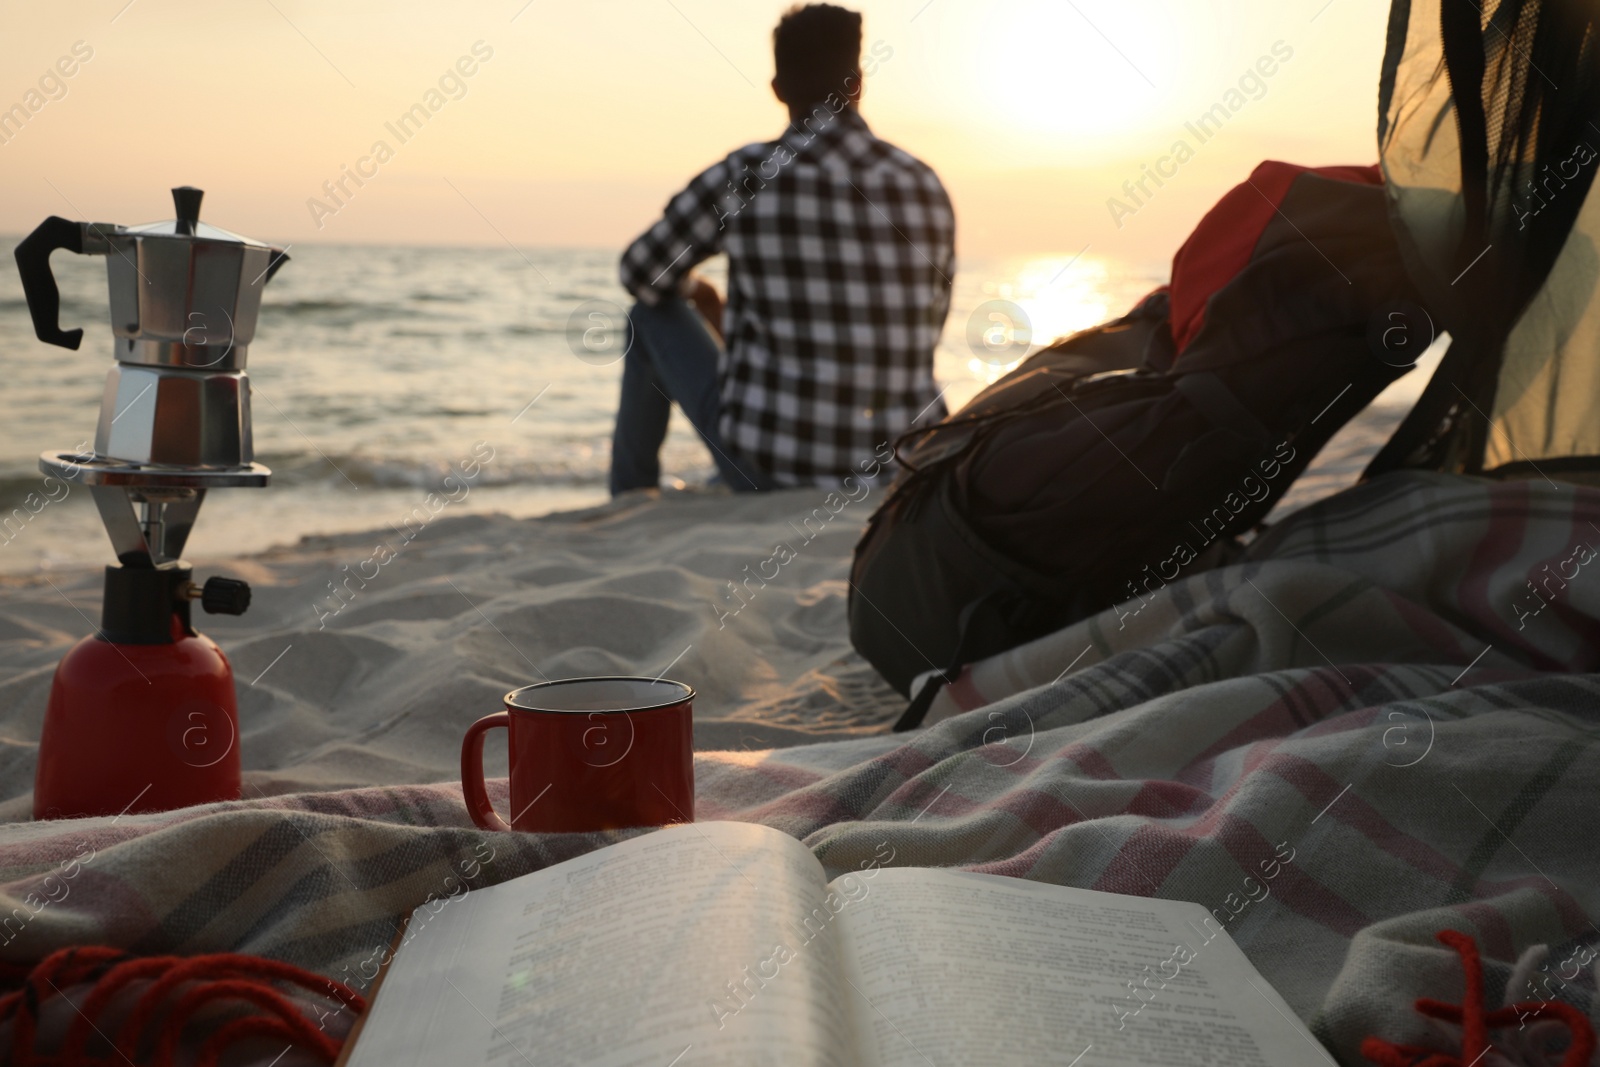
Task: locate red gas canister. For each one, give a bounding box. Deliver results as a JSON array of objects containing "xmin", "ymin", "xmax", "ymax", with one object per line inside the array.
[{"xmin": 33, "ymin": 566, "xmax": 249, "ymax": 820}]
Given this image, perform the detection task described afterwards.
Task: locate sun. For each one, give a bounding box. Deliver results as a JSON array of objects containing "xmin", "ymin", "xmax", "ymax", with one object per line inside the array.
[{"xmin": 964, "ymin": 1, "xmax": 1184, "ymax": 144}]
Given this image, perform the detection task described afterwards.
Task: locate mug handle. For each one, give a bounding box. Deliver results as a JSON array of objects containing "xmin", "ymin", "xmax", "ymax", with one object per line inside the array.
[{"xmin": 460, "ymin": 712, "xmax": 514, "ymax": 832}]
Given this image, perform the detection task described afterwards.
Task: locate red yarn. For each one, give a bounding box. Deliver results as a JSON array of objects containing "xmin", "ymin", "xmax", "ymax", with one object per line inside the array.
[
  {"xmin": 1362, "ymin": 930, "xmax": 1598, "ymax": 1067},
  {"xmin": 0, "ymin": 947, "xmax": 367, "ymax": 1067}
]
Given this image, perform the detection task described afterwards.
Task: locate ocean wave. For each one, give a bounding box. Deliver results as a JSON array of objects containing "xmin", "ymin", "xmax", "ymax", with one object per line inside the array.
[
  {"xmin": 0, "ymin": 297, "xmax": 107, "ymax": 315},
  {"xmin": 0, "ymin": 451, "xmax": 616, "ymax": 509},
  {"xmin": 0, "ymin": 470, "xmax": 76, "ymax": 508},
  {"xmin": 254, "ymin": 450, "xmax": 612, "ymax": 490},
  {"xmin": 261, "ymin": 298, "xmax": 371, "ymax": 315},
  {"xmin": 257, "ymin": 299, "xmax": 550, "ymax": 330},
  {"xmin": 255, "ymin": 299, "xmax": 578, "ymax": 339}
]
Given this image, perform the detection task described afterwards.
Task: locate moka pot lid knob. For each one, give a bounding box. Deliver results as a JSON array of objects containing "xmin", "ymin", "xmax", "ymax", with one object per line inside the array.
[{"xmin": 172, "ymin": 186, "xmax": 203, "ymax": 235}]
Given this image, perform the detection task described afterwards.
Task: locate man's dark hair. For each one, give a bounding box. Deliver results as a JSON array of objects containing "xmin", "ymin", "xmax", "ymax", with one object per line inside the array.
[{"xmin": 773, "ymin": 4, "xmax": 862, "ymax": 108}]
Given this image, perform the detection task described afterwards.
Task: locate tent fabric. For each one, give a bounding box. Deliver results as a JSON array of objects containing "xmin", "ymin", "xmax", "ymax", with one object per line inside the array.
[{"xmin": 1369, "ymin": 0, "xmax": 1600, "ymax": 478}]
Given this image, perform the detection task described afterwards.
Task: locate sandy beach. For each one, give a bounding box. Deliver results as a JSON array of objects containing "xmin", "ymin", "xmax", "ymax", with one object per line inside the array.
[
  {"xmin": 0, "ymin": 376, "xmax": 1426, "ymax": 822},
  {"xmin": 0, "ymin": 483, "xmax": 914, "ymax": 820}
]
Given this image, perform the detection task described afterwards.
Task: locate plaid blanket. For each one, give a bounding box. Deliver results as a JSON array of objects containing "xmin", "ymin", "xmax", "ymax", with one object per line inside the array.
[{"xmin": 2, "ymin": 471, "xmax": 1597, "ymax": 1065}]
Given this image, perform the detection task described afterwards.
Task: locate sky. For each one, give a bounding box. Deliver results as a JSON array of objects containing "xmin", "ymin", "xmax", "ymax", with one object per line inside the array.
[{"xmin": 0, "ymin": 0, "xmax": 1391, "ymax": 263}]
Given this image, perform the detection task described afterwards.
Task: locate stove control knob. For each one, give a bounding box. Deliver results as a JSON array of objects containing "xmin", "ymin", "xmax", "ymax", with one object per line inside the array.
[{"xmin": 200, "ymin": 576, "xmax": 252, "ymax": 616}]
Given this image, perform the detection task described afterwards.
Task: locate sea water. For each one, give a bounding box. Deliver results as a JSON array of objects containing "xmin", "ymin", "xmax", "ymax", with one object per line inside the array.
[{"xmin": 0, "ymin": 240, "xmax": 1165, "ymax": 572}]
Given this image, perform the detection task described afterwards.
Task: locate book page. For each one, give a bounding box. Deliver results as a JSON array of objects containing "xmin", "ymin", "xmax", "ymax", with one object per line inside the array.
[
  {"xmin": 832, "ymin": 868, "xmax": 1335, "ymax": 1067},
  {"xmin": 345, "ymin": 822, "xmax": 860, "ymax": 1067}
]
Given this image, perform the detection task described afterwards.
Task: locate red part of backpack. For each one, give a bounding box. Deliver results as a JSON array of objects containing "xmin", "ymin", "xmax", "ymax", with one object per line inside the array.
[{"xmin": 1169, "ymin": 161, "xmax": 1383, "ymax": 356}]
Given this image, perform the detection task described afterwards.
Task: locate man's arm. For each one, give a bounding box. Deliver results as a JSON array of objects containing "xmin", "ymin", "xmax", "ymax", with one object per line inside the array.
[
  {"xmin": 619, "ymin": 157, "xmax": 735, "ymax": 307},
  {"xmin": 683, "ymin": 274, "xmax": 725, "ymax": 343}
]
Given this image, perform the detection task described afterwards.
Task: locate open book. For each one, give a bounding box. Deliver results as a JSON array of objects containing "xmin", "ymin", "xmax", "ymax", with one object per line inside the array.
[{"xmin": 342, "ymin": 821, "xmax": 1334, "ymax": 1066}]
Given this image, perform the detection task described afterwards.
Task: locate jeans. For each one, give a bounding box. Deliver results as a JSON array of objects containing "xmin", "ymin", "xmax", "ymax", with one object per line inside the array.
[{"xmin": 609, "ymin": 297, "xmax": 773, "ymax": 496}]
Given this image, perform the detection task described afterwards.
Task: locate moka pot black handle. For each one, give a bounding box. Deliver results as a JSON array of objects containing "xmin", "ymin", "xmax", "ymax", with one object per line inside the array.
[{"xmin": 13, "ymin": 215, "xmax": 90, "ymax": 350}]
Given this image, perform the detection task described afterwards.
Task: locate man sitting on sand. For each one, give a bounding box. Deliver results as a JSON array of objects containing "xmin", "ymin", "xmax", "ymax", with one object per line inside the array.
[{"xmin": 611, "ymin": 2, "xmax": 955, "ymax": 495}]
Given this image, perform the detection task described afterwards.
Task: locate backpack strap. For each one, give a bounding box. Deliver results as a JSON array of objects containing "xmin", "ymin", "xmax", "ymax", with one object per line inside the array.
[
  {"xmin": 1173, "ymin": 372, "xmax": 1272, "ymax": 445},
  {"xmin": 895, "ymin": 671, "xmax": 952, "ymax": 732},
  {"xmin": 891, "ymin": 594, "xmax": 994, "ymax": 732}
]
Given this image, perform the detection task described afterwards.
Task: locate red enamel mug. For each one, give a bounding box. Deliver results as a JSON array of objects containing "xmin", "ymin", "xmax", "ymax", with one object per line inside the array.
[{"xmin": 460, "ymin": 677, "xmax": 694, "ymax": 833}]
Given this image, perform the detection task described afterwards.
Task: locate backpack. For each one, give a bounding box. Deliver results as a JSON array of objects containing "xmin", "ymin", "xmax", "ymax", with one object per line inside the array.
[{"xmin": 848, "ymin": 162, "xmax": 1422, "ymax": 728}]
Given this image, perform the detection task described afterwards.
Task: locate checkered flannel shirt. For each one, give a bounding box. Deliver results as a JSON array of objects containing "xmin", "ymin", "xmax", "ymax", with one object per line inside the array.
[{"xmin": 619, "ymin": 106, "xmax": 955, "ymax": 487}]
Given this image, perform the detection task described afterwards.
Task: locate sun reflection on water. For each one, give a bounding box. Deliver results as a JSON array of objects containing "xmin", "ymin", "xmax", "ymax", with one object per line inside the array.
[{"xmin": 937, "ymin": 252, "xmax": 1164, "ymax": 411}]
